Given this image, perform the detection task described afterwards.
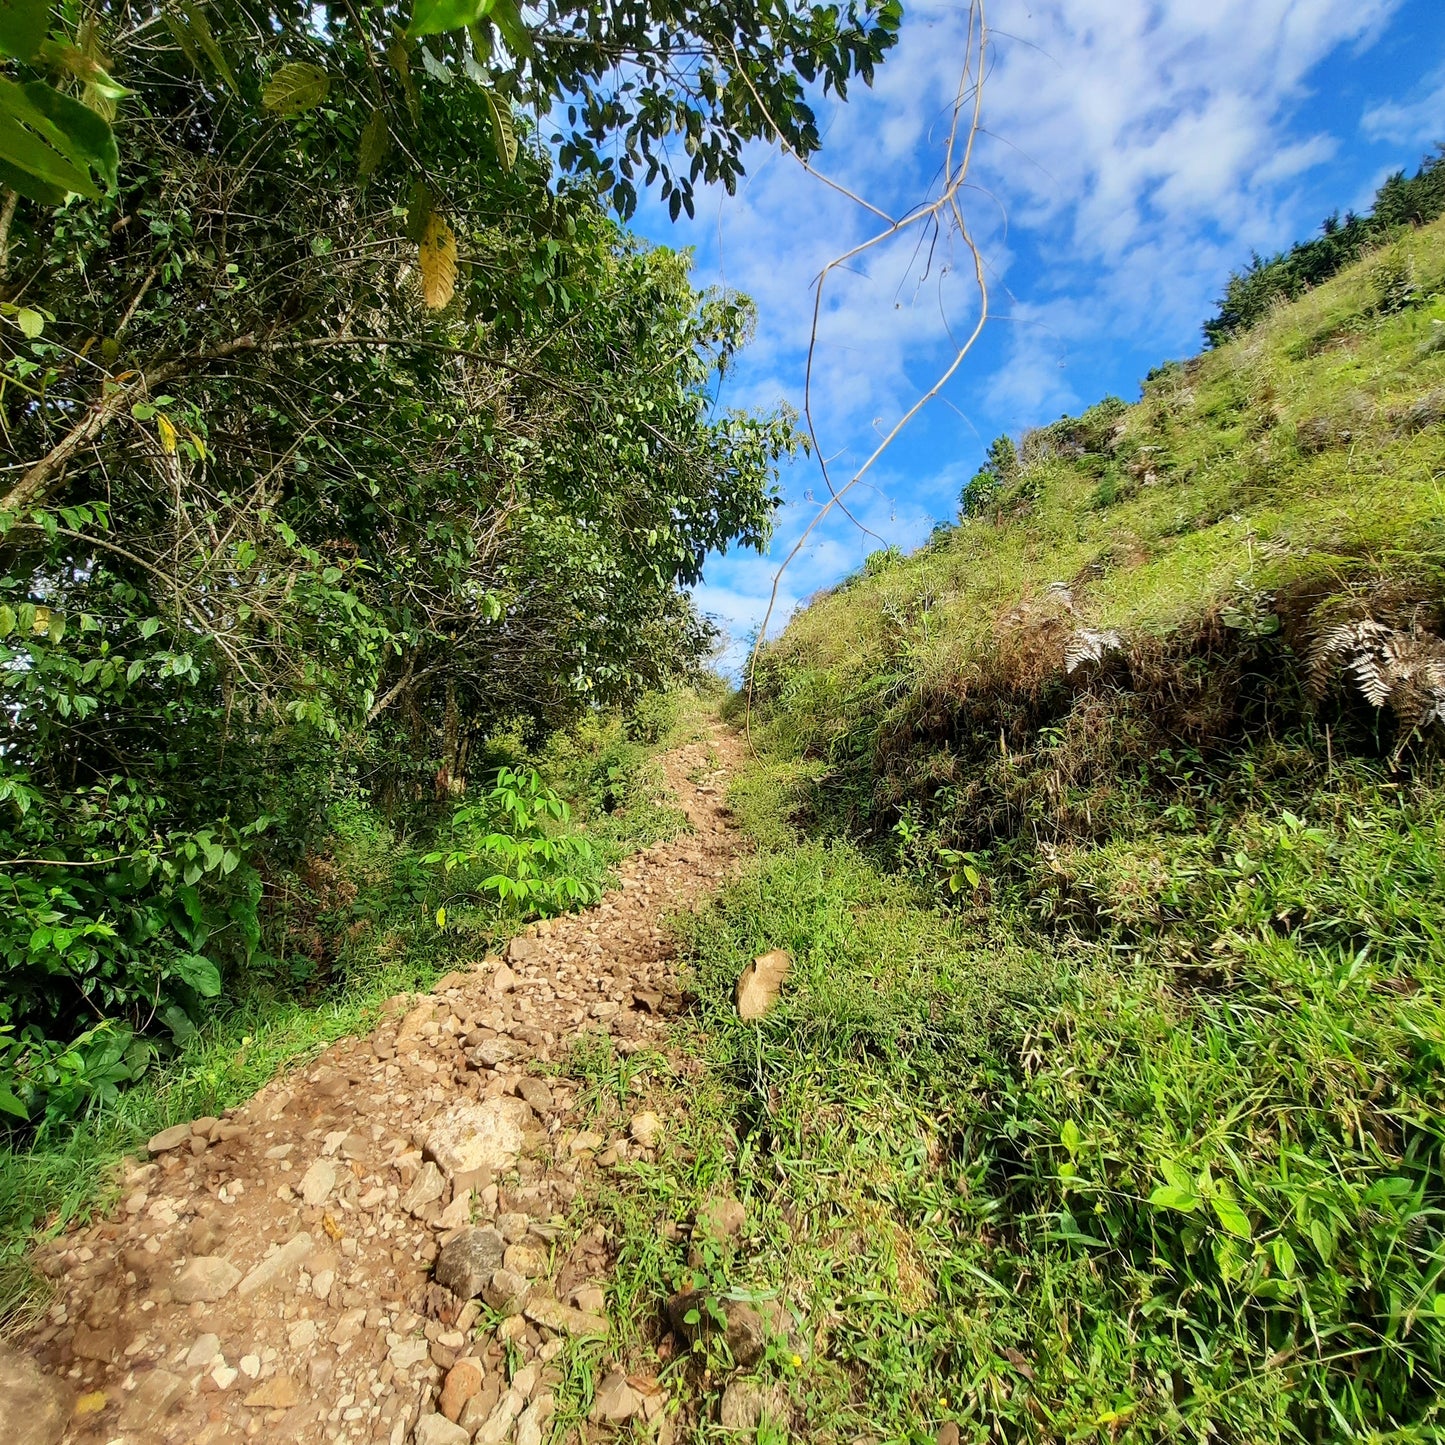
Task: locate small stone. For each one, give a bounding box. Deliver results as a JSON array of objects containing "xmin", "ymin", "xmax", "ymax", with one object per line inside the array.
[
  {"xmin": 720, "ymin": 1380, "xmax": 788, "ymax": 1431},
  {"xmin": 185, "ymin": 1333, "xmax": 221, "ymax": 1367},
  {"xmin": 735, "ymin": 948, "xmax": 791, "ymax": 1020},
  {"xmin": 413, "ymin": 1415, "xmax": 471, "ymax": 1445},
  {"xmin": 244, "ymin": 1375, "xmax": 299, "ymax": 1410},
  {"xmin": 434, "ymin": 1227, "xmax": 505, "ymax": 1299},
  {"xmin": 502, "ymin": 1243, "xmax": 546, "ymax": 1278},
  {"xmin": 211, "ymin": 1365, "xmax": 238, "ymax": 1391},
  {"xmin": 238, "ymin": 1232, "xmax": 314, "ymax": 1296},
  {"xmin": 573, "ymin": 1285, "xmax": 606, "ymax": 1315},
  {"xmin": 439, "ymin": 1359, "xmax": 483, "ymax": 1422},
  {"xmin": 402, "ymin": 1160, "xmax": 447, "ymax": 1217},
  {"xmin": 523, "ymin": 1296, "xmax": 608, "ymax": 1338},
  {"xmin": 390, "ymin": 1337, "xmax": 431, "ymax": 1370},
  {"xmin": 491, "ymin": 963, "xmax": 520, "ymax": 993},
  {"xmin": 287, "ymin": 1320, "xmax": 318, "ymax": 1349},
  {"xmin": 697, "ymin": 1195, "xmax": 746, "ymax": 1243},
  {"xmin": 935, "ymin": 1425, "xmax": 961, "ymax": 1445},
  {"xmin": 515, "ymin": 1393, "xmax": 555, "ymax": 1445},
  {"xmin": 299, "ymin": 1159, "xmax": 337, "ymax": 1207},
  {"xmin": 239, "ymin": 1354, "xmax": 262, "ymax": 1379},
  {"xmin": 590, "ymin": 1369, "xmax": 641, "ymax": 1424},
  {"xmin": 146, "ymin": 1123, "xmax": 192, "ymax": 1153},
  {"xmin": 515, "ymin": 1077, "xmax": 553, "ymax": 1112},
  {"xmin": 0, "ymin": 1342, "xmax": 68, "ymax": 1445},
  {"xmin": 629, "ymin": 1112, "xmax": 662, "ymax": 1149},
  {"xmin": 469, "ymin": 1039, "xmax": 513, "ymax": 1069},
  {"xmin": 472, "ymin": 1389, "xmax": 524, "ymax": 1444},
  {"xmin": 438, "ymin": 1193, "xmax": 472, "ymax": 1230},
  {"xmin": 312, "ymin": 1269, "xmax": 335, "ymax": 1300},
  {"xmin": 497, "ymin": 1212, "xmax": 530, "ymax": 1243},
  {"xmin": 481, "ymin": 1268, "xmax": 529, "ymax": 1316},
  {"xmin": 569, "ymin": 1131, "xmax": 605, "ymax": 1154},
  {"xmin": 117, "ymin": 1368, "xmax": 188, "ymax": 1430},
  {"xmin": 173, "ymin": 1256, "xmax": 241, "ymax": 1303}
]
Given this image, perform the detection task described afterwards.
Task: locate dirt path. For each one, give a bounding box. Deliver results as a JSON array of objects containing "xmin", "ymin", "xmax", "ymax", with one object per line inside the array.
[{"xmin": 14, "ymin": 725, "xmax": 746, "ymax": 1445}]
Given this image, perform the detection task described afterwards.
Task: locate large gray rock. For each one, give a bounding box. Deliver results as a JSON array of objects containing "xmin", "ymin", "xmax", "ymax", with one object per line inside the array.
[
  {"xmin": 0, "ymin": 1344, "xmax": 68, "ymax": 1445},
  {"xmin": 172, "ymin": 1255, "xmax": 241, "ymax": 1303},
  {"xmin": 434, "ymin": 1227, "xmax": 505, "ymax": 1299},
  {"xmin": 425, "ymin": 1097, "xmax": 534, "ymax": 1178}
]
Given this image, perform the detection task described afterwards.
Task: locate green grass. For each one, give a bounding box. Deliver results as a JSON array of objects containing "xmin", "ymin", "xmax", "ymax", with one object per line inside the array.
[
  {"xmin": 586, "ymin": 230, "xmax": 1445, "ymax": 1442},
  {"xmin": 754, "ymin": 217, "xmax": 1445, "ymax": 762}
]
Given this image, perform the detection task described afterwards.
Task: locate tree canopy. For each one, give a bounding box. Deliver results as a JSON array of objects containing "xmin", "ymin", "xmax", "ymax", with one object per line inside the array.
[{"xmin": 0, "ymin": 0, "xmax": 898, "ymax": 1116}]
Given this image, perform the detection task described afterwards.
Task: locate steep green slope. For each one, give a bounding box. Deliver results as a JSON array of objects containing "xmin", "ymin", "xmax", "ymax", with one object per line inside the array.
[
  {"xmin": 758, "ymin": 215, "xmax": 1445, "ymax": 782},
  {"xmin": 582, "ymin": 224, "xmax": 1445, "ymax": 1445}
]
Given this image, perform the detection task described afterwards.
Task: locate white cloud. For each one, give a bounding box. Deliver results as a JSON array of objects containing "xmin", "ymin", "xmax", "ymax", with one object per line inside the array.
[
  {"xmin": 665, "ymin": 0, "xmax": 1407, "ymax": 668},
  {"xmin": 1362, "ymin": 62, "xmax": 1445, "ymax": 146}
]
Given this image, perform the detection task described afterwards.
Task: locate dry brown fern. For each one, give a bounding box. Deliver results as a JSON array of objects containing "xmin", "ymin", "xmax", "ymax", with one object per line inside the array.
[{"xmin": 1307, "ymin": 618, "xmax": 1445, "ymax": 743}]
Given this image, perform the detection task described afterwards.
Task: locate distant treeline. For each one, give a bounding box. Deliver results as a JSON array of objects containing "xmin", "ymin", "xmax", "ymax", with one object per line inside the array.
[{"xmin": 1204, "ymin": 145, "xmax": 1445, "ymax": 346}]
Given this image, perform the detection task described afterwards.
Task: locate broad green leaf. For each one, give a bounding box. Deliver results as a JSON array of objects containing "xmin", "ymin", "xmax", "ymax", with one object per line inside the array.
[
  {"xmin": 1059, "ymin": 1118, "xmax": 1081, "ymax": 1155},
  {"xmin": 14, "ymin": 305, "xmax": 42, "ymax": 337},
  {"xmin": 358, "ymin": 108, "xmax": 390, "ymax": 178},
  {"xmin": 1211, "ymin": 1191, "xmax": 1252, "ymax": 1240},
  {"xmin": 0, "ymin": 1084, "xmax": 27, "ymax": 1119},
  {"xmin": 262, "ymin": 62, "xmax": 329, "ymax": 115},
  {"xmin": 482, "ymin": 87, "xmax": 516, "ymax": 171},
  {"xmin": 406, "ymin": 0, "xmax": 493, "ymax": 40},
  {"xmin": 487, "ymin": 0, "xmax": 531, "ymax": 57},
  {"xmin": 1272, "ymin": 1236, "xmax": 1297, "ymax": 1277},
  {"xmin": 1148, "ymin": 1183, "xmax": 1199, "ymax": 1214},
  {"xmin": 0, "ymin": 77, "xmax": 118, "ymax": 200},
  {"xmin": 173, "ymin": 952, "xmax": 222, "ymax": 997},
  {"xmin": 0, "ymin": 0, "xmax": 47, "ymax": 62},
  {"xmin": 180, "ymin": 2, "xmax": 238, "ymax": 93}
]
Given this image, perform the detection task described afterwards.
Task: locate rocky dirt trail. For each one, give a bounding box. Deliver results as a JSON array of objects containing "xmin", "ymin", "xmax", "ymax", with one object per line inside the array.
[{"xmin": 7, "ymin": 726, "xmax": 746, "ymax": 1445}]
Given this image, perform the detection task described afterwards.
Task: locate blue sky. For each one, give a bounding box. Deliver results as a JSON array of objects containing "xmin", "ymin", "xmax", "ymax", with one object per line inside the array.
[{"xmin": 627, "ymin": 0, "xmax": 1445, "ymax": 672}]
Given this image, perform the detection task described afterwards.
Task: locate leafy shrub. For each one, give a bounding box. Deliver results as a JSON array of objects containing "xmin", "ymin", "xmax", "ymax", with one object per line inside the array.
[{"xmin": 426, "ymin": 766, "xmax": 602, "ymax": 918}]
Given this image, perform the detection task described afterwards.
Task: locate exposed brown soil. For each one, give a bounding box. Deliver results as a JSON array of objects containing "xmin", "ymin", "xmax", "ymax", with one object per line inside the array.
[{"xmin": 18, "ymin": 726, "xmax": 746, "ymax": 1445}]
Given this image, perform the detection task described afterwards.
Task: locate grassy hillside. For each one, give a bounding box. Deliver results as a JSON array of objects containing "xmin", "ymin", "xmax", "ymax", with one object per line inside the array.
[
  {"xmin": 588, "ymin": 223, "xmax": 1445, "ymax": 1444},
  {"xmin": 758, "ymin": 214, "xmax": 1445, "ymax": 780}
]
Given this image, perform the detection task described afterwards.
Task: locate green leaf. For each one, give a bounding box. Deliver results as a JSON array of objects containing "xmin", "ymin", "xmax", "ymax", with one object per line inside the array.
[
  {"xmin": 407, "ymin": 0, "xmax": 493, "ymax": 40},
  {"xmin": 13, "ymin": 305, "xmax": 43, "ymax": 337},
  {"xmin": 180, "ymin": 2, "xmax": 238, "ymax": 93},
  {"xmin": 0, "ymin": 77, "xmax": 118, "ymax": 200},
  {"xmin": 487, "ymin": 0, "xmax": 532, "ymax": 57},
  {"xmin": 1211, "ymin": 1190, "xmax": 1253, "ymax": 1240},
  {"xmin": 1059, "ymin": 1119, "xmax": 1082, "ymax": 1156},
  {"xmin": 1272, "ymin": 1235, "xmax": 1297, "ymax": 1277},
  {"xmin": 0, "ymin": 1084, "xmax": 27, "ymax": 1119},
  {"xmin": 0, "ymin": 0, "xmax": 47, "ymax": 62},
  {"xmin": 262, "ymin": 62, "xmax": 330, "ymax": 115},
  {"xmin": 1148, "ymin": 1183, "xmax": 1199, "ymax": 1214},
  {"xmin": 172, "ymin": 952, "xmax": 221, "ymax": 998},
  {"xmin": 358, "ymin": 107, "xmax": 390, "ymax": 178},
  {"xmin": 482, "ymin": 87, "xmax": 516, "ymax": 171}
]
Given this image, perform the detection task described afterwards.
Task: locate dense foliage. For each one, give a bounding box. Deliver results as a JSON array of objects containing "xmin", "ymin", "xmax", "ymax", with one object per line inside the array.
[
  {"xmin": 0, "ymin": 0, "xmax": 904, "ymax": 1124},
  {"xmin": 1203, "ymin": 144, "xmax": 1445, "ymax": 345}
]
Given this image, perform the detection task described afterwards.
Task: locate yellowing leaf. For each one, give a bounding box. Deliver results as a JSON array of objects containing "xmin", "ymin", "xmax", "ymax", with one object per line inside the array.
[
  {"xmin": 156, "ymin": 413, "xmax": 178, "ymax": 453},
  {"xmin": 418, "ymin": 211, "xmax": 457, "ymax": 310},
  {"xmin": 435, "ymin": 904, "xmax": 447, "ymax": 929},
  {"xmin": 322, "ymin": 1211, "xmax": 344, "ymax": 1241},
  {"xmin": 482, "ymin": 87, "xmax": 516, "ymax": 171},
  {"xmin": 262, "ymin": 62, "xmax": 329, "ymax": 115},
  {"xmin": 358, "ymin": 108, "xmax": 390, "ymax": 178}
]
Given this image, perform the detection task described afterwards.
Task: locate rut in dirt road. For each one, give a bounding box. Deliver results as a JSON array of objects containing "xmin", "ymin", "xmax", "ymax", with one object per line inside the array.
[{"xmin": 12, "ymin": 727, "xmax": 746, "ymax": 1445}]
